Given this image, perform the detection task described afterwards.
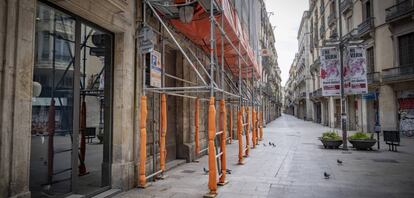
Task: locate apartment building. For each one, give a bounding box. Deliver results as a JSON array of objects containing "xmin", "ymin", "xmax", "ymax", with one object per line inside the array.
[
  {"xmin": 285, "ymin": 0, "xmax": 414, "ymax": 134},
  {"xmin": 0, "ymin": 0, "xmax": 281, "ymax": 197}
]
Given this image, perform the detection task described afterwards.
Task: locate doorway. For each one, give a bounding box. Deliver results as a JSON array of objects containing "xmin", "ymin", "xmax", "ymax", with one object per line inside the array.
[
  {"xmin": 165, "ymin": 46, "xmax": 178, "ymax": 162},
  {"xmin": 30, "ymin": 2, "xmax": 113, "ymax": 197}
]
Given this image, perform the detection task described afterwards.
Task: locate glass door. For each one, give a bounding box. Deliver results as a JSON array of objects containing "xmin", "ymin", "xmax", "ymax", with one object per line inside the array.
[{"xmin": 30, "ymin": 2, "xmax": 113, "ymax": 197}]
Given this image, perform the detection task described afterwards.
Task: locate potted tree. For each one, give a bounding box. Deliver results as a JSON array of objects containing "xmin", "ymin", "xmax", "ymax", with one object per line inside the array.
[
  {"xmin": 319, "ymin": 131, "xmax": 343, "ymax": 149},
  {"xmin": 348, "ymin": 132, "xmax": 376, "ymax": 150}
]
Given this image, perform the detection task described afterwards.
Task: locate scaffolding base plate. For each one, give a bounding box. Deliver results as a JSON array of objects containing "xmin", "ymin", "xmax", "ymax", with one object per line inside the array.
[
  {"xmin": 137, "ymin": 183, "xmax": 152, "ymax": 189},
  {"xmin": 203, "ymin": 192, "xmax": 217, "ymax": 198},
  {"xmin": 218, "ymin": 180, "xmax": 229, "ymax": 186},
  {"xmin": 156, "ymin": 174, "xmax": 168, "ymax": 180}
]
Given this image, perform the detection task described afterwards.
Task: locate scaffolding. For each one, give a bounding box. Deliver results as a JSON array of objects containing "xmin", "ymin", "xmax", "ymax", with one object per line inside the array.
[{"xmin": 138, "ymin": 0, "xmax": 265, "ymax": 196}]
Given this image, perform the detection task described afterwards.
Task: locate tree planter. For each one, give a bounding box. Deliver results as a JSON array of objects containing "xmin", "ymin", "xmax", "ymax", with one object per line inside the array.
[
  {"xmin": 349, "ymin": 139, "xmax": 376, "ymax": 150},
  {"xmin": 319, "ymin": 138, "xmax": 343, "ymax": 149}
]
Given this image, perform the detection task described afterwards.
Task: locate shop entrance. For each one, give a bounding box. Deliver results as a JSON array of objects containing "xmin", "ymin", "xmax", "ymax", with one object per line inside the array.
[{"xmin": 30, "ymin": 2, "xmax": 113, "ymax": 197}]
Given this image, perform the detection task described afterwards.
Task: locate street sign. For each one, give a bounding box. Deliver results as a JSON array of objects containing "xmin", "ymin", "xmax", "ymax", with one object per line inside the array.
[
  {"xmin": 362, "ymin": 92, "xmax": 376, "ymax": 100},
  {"xmin": 138, "ymin": 26, "xmax": 155, "ymax": 54},
  {"xmin": 150, "ymin": 50, "xmax": 162, "ymax": 88}
]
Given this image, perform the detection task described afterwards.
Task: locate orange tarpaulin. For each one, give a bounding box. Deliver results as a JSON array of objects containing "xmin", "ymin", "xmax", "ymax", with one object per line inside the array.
[{"xmin": 170, "ymin": 0, "xmax": 261, "ymax": 79}]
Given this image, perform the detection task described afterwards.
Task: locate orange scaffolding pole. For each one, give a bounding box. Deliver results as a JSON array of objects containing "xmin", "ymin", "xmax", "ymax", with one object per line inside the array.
[
  {"xmin": 245, "ymin": 107, "xmax": 250, "ymax": 156},
  {"xmin": 195, "ymin": 98, "xmax": 200, "ymax": 156},
  {"xmin": 260, "ymin": 111, "xmax": 263, "ymax": 141},
  {"xmin": 256, "ymin": 111, "xmax": 259, "ymax": 143},
  {"xmin": 138, "ymin": 96, "xmax": 148, "ymax": 188},
  {"xmin": 237, "ymin": 107, "xmax": 244, "ymax": 165},
  {"xmin": 219, "ymin": 99, "xmax": 228, "ymax": 185},
  {"xmin": 229, "ymin": 105, "xmax": 233, "ymax": 144},
  {"xmin": 207, "ymin": 97, "xmax": 217, "ymax": 196},
  {"xmin": 252, "ymin": 108, "xmax": 256, "ymax": 148},
  {"xmin": 160, "ymin": 94, "xmax": 167, "ymax": 172}
]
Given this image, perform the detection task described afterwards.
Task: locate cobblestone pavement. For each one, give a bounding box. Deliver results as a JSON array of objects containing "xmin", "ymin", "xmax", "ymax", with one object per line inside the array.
[{"xmin": 115, "ymin": 114, "xmax": 414, "ymax": 198}]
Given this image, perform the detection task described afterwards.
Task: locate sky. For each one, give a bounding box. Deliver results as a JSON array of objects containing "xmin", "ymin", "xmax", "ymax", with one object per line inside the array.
[{"xmin": 264, "ymin": 0, "xmax": 309, "ymax": 86}]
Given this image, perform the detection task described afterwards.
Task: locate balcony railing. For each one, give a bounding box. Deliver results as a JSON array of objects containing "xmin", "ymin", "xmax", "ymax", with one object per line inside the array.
[
  {"xmin": 312, "ymin": 88, "xmax": 322, "ymax": 98},
  {"xmin": 320, "ymin": 4, "xmax": 325, "ymax": 15},
  {"xmin": 342, "ymin": 28, "xmax": 358, "ymax": 41},
  {"xmin": 367, "ymin": 72, "xmax": 380, "ymax": 84},
  {"xmin": 300, "ymin": 92, "xmax": 307, "ymax": 99},
  {"xmin": 328, "ymin": 13, "xmax": 336, "ymax": 27},
  {"xmin": 386, "ymin": 0, "xmax": 414, "ymax": 22},
  {"xmin": 382, "ymin": 65, "xmax": 414, "ymax": 83},
  {"xmin": 357, "ymin": 17, "xmax": 374, "ymax": 37},
  {"xmin": 320, "ymin": 24, "xmax": 326, "ymax": 38},
  {"xmin": 340, "ymin": 0, "xmax": 352, "ymax": 13},
  {"xmin": 310, "ymin": 58, "xmax": 320, "ymax": 71}
]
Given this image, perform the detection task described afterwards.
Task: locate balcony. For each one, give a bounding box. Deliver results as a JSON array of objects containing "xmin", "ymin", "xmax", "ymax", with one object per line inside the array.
[
  {"xmin": 328, "ymin": 13, "xmax": 336, "ymax": 27},
  {"xmin": 357, "ymin": 17, "xmax": 374, "ymax": 37},
  {"xmin": 367, "ymin": 72, "xmax": 380, "ymax": 85},
  {"xmin": 310, "ymin": 36, "xmax": 314, "ymax": 51},
  {"xmin": 311, "ymin": 88, "xmax": 322, "ymax": 99},
  {"xmin": 300, "ymin": 92, "xmax": 307, "ymax": 99},
  {"xmin": 340, "ymin": 0, "xmax": 352, "ymax": 13},
  {"xmin": 386, "ymin": 0, "xmax": 414, "ymax": 23},
  {"xmin": 330, "ymin": 27, "xmax": 338, "ymax": 39},
  {"xmin": 382, "ymin": 65, "xmax": 414, "ymax": 83},
  {"xmin": 310, "ymin": 1, "xmax": 316, "ymax": 12},
  {"xmin": 310, "ymin": 58, "xmax": 320, "ymax": 71},
  {"xmin": 342, "ymin": 28, "xmax": 358, "ymax": 41},
  {"xmin": 320, "ymin": 24, "xmax": 326, "ymax": 38},
  {"xmin": 320, "ymin": 4, "xmax": 325, "ymax": 15}
]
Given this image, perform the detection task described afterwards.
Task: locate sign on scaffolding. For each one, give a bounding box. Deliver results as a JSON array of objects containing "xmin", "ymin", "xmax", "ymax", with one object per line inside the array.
[
  {"xmin": 150, "ymin": 50, "xmax": 162, "ymax": 88},
  {"xmin": 344, "ymin": 46, "xmax": 368, "ymax": 95},
  {"xmin": 320, "ymin": 47, "xmax": 341, "ymax": 96},
  {"xmin": 138, "ymin": 26, "xmax": 155, "ymax": 54}
]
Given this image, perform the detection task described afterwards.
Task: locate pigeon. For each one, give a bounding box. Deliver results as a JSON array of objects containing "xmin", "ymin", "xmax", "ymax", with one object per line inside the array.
[
  {"xmin": 337, "ymin": 159, "xmax": 343, "ymax": 165},
  {"xmin": 203, "ymin": 167, "xmax": 209, "ymax": 174},
  {"xmin": 324, "ymin": 172, "xmax": 330, "ymax": 179}
]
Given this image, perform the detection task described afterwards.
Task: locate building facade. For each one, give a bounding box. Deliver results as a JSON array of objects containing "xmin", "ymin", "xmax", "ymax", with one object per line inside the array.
[
  {"xmin": 0, "ymin": 0, "xmax": 282, "ymax": 197},
  {"xmin": 284, "ymin": 0, "xmax": 414, "ymax": 134}
]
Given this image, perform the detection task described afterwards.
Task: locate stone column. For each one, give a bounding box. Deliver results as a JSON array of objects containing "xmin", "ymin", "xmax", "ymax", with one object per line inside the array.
[
  {"xmin": 0, "ymin": 0, "xmax": 36, "ymax": 197},
  {"xmin": 379, "ymin": 85, "xmax": 398, "ymax": 131},
  {"xmin": 329, "ymin": 97, "xmax": 335, "ymax": 128}
]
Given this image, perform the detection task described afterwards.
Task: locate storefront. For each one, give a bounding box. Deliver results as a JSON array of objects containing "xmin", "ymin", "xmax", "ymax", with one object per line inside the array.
[
  {"xmin": 1, "ymin": 0, "xmax": 138, "ymax": 197},
  {"xmin": 30, "ymin": 2, "xmax": 114, "ymax": 197}
]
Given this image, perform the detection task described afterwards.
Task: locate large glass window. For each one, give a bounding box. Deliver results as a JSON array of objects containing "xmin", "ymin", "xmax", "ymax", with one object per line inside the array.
[{"xmin": 31, "ymin": 2, "xmax": 113, "ymax": 197}]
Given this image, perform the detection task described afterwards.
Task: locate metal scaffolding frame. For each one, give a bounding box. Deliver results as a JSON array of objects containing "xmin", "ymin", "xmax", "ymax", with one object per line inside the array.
[{"xmin": 138, "ymin": 0, "xmax": 264, "ymax": 195}]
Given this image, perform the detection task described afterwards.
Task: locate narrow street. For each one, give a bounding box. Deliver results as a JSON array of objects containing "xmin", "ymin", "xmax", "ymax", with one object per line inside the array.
[{"xmin": 116, "ymin": 114, "xmax": 414, "ymax": 198}]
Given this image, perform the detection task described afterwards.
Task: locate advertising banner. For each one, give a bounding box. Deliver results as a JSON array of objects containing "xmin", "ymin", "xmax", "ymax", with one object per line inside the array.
[
  {"xmin": 150, "ymin": 50, "xmax": 162, "ymax": 88},
  {"xmin": 320, "ymin": 47, "xmax": 341, "ymax": 96},
  {"xmin": 345, "ymin": 46, "xmax": 368, "ymax": 94}
]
